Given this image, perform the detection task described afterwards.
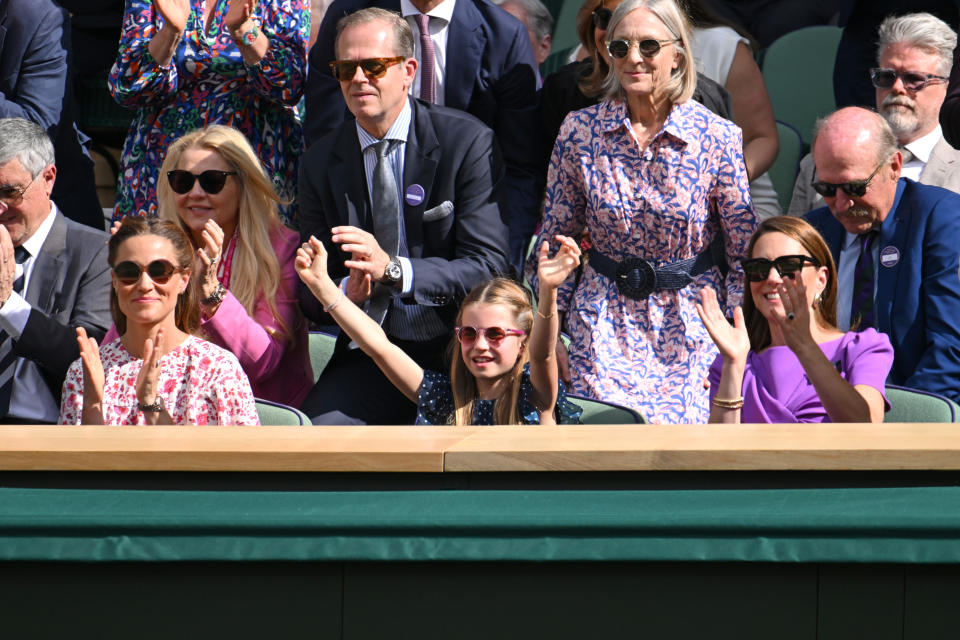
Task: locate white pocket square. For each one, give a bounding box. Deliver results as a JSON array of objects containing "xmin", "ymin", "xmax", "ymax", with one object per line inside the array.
[{"xmin": 423, "ymin": 201, "xmax": 454, "ymax": 222}]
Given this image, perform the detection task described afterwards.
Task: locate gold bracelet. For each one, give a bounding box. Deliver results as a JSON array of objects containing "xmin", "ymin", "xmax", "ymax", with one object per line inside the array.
[
  {"xmin": 712, "ymin": 396, "xmax": 744, "ymax": 410},
  {"xmin": 537, "ymin": 309, "xmax": 555, "ymax": 319}
]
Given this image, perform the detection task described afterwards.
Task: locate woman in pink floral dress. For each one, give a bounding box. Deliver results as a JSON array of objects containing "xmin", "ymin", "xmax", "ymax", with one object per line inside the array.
[
  {"xmin": 530, "ymin": 0, "xmax": 757, "ymax": 423},
  {"xmin": 59, "ymin": 218, "xmax": 259, "ymax": 425}
]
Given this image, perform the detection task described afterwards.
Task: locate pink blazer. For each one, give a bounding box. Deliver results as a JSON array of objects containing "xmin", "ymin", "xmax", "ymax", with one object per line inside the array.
[{"xmin": 200, "ymin": 226, "xmax": 313, "ymax": 407}]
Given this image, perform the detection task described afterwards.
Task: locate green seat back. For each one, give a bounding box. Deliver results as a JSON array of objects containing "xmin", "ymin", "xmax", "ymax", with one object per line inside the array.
[
  {"xmin": 550, "ymin": 0, "xmax": 583, "ymax": 61},
  {"xmin": 568, "ymin": 394, "xmax": 645, "ymax": 424},
  {"xmin": 884, "ymin": 385, "xmax": 959, "ymax": 423},
  {"xmin": 769, "ymin": 121, "xmax": 804, "ymax": 212},
  {"xmin": 309, "ymin": 331, "xmax": 337, "ymax": 384},
  {"xmin": 761, "ymin": 26, "xmax": 842, "ymax": 145},
  {"xmin": 255, "ymin": 399, "xmax": 311, "ymax": 425}
]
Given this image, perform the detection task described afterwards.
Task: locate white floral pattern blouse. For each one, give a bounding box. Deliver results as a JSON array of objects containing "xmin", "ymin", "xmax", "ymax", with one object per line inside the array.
[{"xmin": 59, "ymin": 335, "xmax": 260, "ymax": 425}]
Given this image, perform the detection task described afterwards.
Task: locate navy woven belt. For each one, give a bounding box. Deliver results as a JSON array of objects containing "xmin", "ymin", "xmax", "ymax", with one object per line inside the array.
[{"xmin": 588, "ymin": 236, "xmax": 727, "ymax": 300}]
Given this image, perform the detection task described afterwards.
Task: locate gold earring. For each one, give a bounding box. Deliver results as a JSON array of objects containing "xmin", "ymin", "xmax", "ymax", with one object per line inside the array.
[{"xmin": 813, "ymin": 292, "xmax": 822, "ymax": 308}]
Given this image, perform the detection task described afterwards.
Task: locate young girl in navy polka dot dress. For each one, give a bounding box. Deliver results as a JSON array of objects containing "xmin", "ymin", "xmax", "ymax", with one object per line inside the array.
[{"xmin": 296, "ymin": 235, "xmax": 583, "ymax": 425}]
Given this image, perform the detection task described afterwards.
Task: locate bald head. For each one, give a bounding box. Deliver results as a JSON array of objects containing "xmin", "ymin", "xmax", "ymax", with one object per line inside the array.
[{"xmin": 811, "ymin": 107, "xmax": 902, "ymax": 234}]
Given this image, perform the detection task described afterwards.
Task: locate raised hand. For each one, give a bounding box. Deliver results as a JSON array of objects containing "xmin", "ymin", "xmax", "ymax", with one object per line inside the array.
[
  {"xmin": 345, "ymin": 267, "xmax": 373, "ymax": 305},
  {"xmin": 136, "ymin": 327, "xmax": 164, "ymax": 410},
  {"xmin": 154, "ymin": 0, "xmax": 191, "ymax": 34},
  {"xmin": 295, "ymin": 236, "xmax": 340, "ymax": 307},
  {"xmin": 332, "ymin": 226, "xmax": 390, "ymax": 285},
  {"xmin": 225, "ymin": 0, "xmax": 256, "ymax": 34},
  {"xmin": 76, "ymin": 327, "xmax": 105, "ymax": 407},
  {"xmin": 537, "ymin": 234, "xmax": 581, "ymax": 292},
  {"xmin": 196, "ymin": 219, "xmax": 225, "ymax": 301},
  {"xmin": 0, "ymin": 225, "xmax": 17, "ymax": 306},
  {"xmin": 769, "ymin": 275, "xmax": 817, "ymax": 353},
  {"xmin": 696, "ymin": 286, "xmax": 750, "ymax": 365}
]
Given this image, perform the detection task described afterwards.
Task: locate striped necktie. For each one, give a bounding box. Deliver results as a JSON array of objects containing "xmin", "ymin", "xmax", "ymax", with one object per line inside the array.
[
  {"xmin": 0, "ymin": 245, "xmax": 32, "ymax": 417},
  {"xmin": 850, "ymin": 230, "xmax": 877, "ymax": 329}
]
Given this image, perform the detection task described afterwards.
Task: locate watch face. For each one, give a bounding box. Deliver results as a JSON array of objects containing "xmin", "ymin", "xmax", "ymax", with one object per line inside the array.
[{"xmin": 385, "ymin": 261, "xmax": 402, "ymax": 282}]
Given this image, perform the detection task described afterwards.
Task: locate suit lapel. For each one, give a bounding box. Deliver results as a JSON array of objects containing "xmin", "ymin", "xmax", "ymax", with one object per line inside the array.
[
  {"xmin": 444, "ymin": 0, "xmax": 485, "ymax": 110},
  {"xmin": 875, "ymin": 180, "xmax": 908, "ymax": 331},
  {"xmin": 403, "ymin": 100, "xmax": 440, "ymax": 257},
  {"xmin": 26, "ymin": 212, "xmax": 66, "ymax": 312},
  {"xmin": 920, "ymin": 137, "xmax": 955, "ymax": 187},
  {"xmin": 331, "ymin": 125, "xmax": 371, "ymax": 230}
]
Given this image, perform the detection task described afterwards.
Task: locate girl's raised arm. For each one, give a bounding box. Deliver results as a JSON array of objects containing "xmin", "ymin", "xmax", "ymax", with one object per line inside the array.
[
  {"xmin": 528, "ymin": 235, "xmax": 581, "ymax": 424},
  {"xmin": 296, "ymin": 236, "xmax": 424, "ymax": 402}
]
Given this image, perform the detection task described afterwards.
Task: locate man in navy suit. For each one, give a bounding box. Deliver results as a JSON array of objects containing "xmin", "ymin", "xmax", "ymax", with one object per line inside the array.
[
  {"xmin": 805, "ymin": 107, "xmax": 960, "ymax": 403},
  {"xmin": 298, "ymin": 8, "xmax": 509, "ymax": 424},
  {"xmin": 0, "ymin": 0, "xmax": 103, "ymax": 230},
  {"xmin": 307, "ymin": 0, "xmax": 539, "ymax": 272}
]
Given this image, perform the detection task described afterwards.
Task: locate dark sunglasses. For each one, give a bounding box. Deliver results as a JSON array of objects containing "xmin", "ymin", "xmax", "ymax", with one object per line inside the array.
[
  {"xmin": 810, "ymin": 160, "xmax": 886, "ymax": 198},
  {"xmin": 606, "ymin": 38, "xmax": 676, "ymax": 59},
  {"xmin": 741, "ymin": 255, "xmax": 820, "ymax": 283},
  {"xmin": 113, "ymin": 260, "xmax": 184, "ymax": 285},
  {"xmin": 167, "ymin": 170, "xmax": 237, "ymax": 195},
  {"xmin": 329, "ymin": 56, "xmax": 405, "ymax": 81},
  {"xmin": 455, "ymin": 325, "xmax": 526, "ymax": 346},
  {"xmin": 870, "ymin": 67, "xmax": 948, "ymax": 92},
  {"xmin": 592, "ymin": 7, "xmax": 612, "ymax": 30}
]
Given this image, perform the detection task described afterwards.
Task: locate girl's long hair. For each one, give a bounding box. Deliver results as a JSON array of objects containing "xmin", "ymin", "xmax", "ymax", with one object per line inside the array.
[
  {"xmin": 448, "ymin": 278, "xmax": 534, "ymax": 425},
  {"xmin": 157, "ymin": 125, "xmax": 293, "ymax": 343},
  {"xmin": 109, "ymin": 217, "xmax": 201, "ymax": 336}
]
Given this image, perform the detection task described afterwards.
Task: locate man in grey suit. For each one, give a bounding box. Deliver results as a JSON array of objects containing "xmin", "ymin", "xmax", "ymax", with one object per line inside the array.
[
  {"xmin": 790, "ymin": 12, "xmax": 960, "ymax": 215},
  {"xmin": 0, "ymin": 118, "xmax": 110, "ymax": 423}
]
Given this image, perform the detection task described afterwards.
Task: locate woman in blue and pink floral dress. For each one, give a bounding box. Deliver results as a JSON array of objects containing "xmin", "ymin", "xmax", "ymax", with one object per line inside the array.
[
  {"xmin": 530, "ymin": 0, "xmax": 757, "ymax": 423},
  {"xmin": 108, "ymin": 0, "xmax": 307, "ymax": 226}
]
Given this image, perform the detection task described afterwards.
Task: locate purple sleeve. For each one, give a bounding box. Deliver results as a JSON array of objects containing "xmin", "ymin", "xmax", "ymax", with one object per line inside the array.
[
  {"xmin": 707, "ymin": 353, "xmax": 723, "ymax": 403},
  {"xmin": 842, "ymin": 328, "xmax": 894, "ymax": 398}
]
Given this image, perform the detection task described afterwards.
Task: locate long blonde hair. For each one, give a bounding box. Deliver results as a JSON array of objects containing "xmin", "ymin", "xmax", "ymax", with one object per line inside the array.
[
  {"xmin": 157, "ymin": 125, "xmax": 291, "ymax": 341},
  {"xmin": 448, "ymin": 278, "xmax": 534, "ymax": 425}
]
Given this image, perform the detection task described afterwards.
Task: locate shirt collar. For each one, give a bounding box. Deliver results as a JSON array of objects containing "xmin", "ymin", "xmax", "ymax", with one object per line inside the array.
[
  {"xmin": 599, "ymin": 98, "xmax": 693, "ymax": 147},
  {"xmin": 901, "ymin": 124, "xmax": 942, "ymax": 164},
  {"xmin": 20, "ymin": 201, "xmax": 57, "ymax": 258},
  {"xmin": 400, "ymin": 0, "xmax": 456, "ymax": 22},
  {"xmin": 356, "ymin": 97, "xmax": 413, "ymax": 151}
]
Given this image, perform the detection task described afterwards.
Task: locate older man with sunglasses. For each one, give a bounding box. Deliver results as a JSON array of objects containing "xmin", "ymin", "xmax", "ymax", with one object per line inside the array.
[
  {"xmin": 0, "ymin": 118, "xmax": 110, "ymax": 423},
  {"xmin": 804, "ymin": 106, "xmax": 960, "ymax": 404},
  {"xmin": 790, "ymin": 12, "xmax": 960, "ymax": 215},
  {"xmin": 297, "ymin": 8, "xmax": 509, "ymax": 424}
]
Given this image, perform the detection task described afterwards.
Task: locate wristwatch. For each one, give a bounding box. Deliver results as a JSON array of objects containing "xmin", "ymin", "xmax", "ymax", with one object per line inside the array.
[
  {"xmin": 201, "ymin": 282, "xmax": 227, "ymax": 306},
  {"xmin": 235, "ymin": 24, "xmax": 260, "ymax": 47},
  {"xmin": 381, "ymin": 257, "xmax": 402, "ymax": 285},
  {"xmin": 139, "ymin": 396, "xmax": 164, "ymax": 413}
]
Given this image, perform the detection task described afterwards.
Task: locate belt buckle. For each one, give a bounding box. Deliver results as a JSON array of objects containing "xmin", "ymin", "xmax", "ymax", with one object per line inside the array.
[{"xmin": 615, "ymin": 257, "xmax": 655, "ymax": 300}]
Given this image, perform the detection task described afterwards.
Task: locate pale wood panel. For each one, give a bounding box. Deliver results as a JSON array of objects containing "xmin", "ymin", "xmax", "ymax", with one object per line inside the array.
[
  {"xmin": 444, "ymin": 423, "xmax": 960, "ymax": 471},
  {"xmin": 0, "ymin": 425, "xmax": 480, "ymax": 472}
]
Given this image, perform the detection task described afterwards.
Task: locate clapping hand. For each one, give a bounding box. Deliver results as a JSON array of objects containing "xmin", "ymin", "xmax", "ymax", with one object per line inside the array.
[
  {"xmin": 225, "ymin": 0, "xmax": 257, "ymax": 33},
  {"xmin": 136, "ymin": 328, "xmax": 164, "ymax": 408},
  {"xmin": 196, "ymin": 219, "xmax": 224, "ymax": 301},
  {"xmin": 536, "ymin": 234, "xmax": 581, "ymax": 293},
  {"xmin": 696, "ymin": 287, "xmax": 750, "ymax": 366},
  {"xmin": 0, "ymin": 225, "xmax": 17, "ymax": 306},
  {"xmin": 769, "ymin": 275, "xmax": 817, "ymax": 353},
  {"xmin": 154, "ymin": 0, "xmax": 191, "ymax": 33},
  {"xmin": 77, "ymin": 327, "xmax": 105, "ymax": 408}
]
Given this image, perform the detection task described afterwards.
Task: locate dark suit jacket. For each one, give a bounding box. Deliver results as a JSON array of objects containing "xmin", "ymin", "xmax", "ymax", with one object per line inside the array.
[
  {"xmin": 12, "ymin": 209, "xmax": 111, "ymax": 404},
  {"xmin": 298, "ymin": 98, "xmax": 509, "ymax": 334},
  {"xmin": 0, "ymin": 0, "xmax": 103, "ymax": 230},
  {"xmin": 806, "ymin": 179, "xmax": 960, "ymax": 403},
  {"xmin": 305, "ymin": 0, "xmax": 539, "ymax": 265}
]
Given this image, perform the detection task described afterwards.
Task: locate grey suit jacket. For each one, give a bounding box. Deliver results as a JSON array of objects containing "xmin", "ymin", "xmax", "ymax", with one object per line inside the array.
[
  {"xmin": 787, "ymin": 136, "xmax": 960, "ymax": 215},
  {"xmin": 11, "ymin": 208, "xmax": 111, "ymax": 402}
]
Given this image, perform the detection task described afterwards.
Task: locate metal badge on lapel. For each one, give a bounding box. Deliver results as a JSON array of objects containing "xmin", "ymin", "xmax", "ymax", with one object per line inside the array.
[
  {"xmin": 879, "ymin": 246, "xmax": 900, "ymax": 268},
  {"xmin": 405, "ymin": 184, "xmax": 425, "ymax": 206}
]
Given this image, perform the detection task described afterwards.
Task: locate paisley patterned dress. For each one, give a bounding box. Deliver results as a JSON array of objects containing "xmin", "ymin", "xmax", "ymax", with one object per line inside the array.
[
  {"xmin": 533, "ymin": 98, "xmax": 757, "ymax": 423},
  {"xmin": 108, "ymin": 0, "xmax": 307, "ymax": 225}
]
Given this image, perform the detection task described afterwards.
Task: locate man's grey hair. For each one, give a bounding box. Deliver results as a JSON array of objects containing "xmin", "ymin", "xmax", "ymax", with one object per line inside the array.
[
  {"xmin": 335, "ymin": 7, "xmax": 415, "ymax": 59},
  {"xmin": 492, "ymin": 0, "xmax": 554, "ymax": 41},
  {"xmin": 0, "ymin": 118, "xmax": 54, "ymax": 177},
  {"xmin": 877, "ymin": 12, "xmax": 957, "ymax": 77},
  {"xmin": 812, "ymin": 108, "xmax": 899, "ymax": 166}
]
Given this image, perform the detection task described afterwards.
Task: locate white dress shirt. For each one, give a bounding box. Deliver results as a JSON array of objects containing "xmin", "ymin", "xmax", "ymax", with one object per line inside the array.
[{"xmin": 401, "ymin": 0, "xmax": 457, "ymax": 105}]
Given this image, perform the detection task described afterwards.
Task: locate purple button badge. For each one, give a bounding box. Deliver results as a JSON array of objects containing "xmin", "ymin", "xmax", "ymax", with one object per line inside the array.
[{"xmin": 405, "ymin": 184, "xmax": 425, "ymax": 206}]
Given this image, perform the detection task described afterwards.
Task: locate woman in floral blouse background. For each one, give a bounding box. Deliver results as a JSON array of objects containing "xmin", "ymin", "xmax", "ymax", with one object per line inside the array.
[
  {"xmin": 108, "ymin": 0, "xmax": 308, "ymax": 226},
  {"xmin": 528, "ymin": 0, "xmax": 757, "ymax": 423}
]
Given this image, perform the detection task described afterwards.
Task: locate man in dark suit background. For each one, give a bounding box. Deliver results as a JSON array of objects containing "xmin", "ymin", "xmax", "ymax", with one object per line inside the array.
[
  {"xmin": 298, "ymin": 8, "xmax": 510, "ymax": 424},
  {"xmin": 0, "ymin": 118, "xmax": 110, "ymax": 423},
  {"xmin": 307, "ymin": 0, "xmax": 539, "ymax": 272},
  {"xmin": 805, "ymin": 107, "xmax": 960, "ymax": 404},
  {"xmin": 0, "ymin": 0, "xmax": 104, "ymax": 230}
]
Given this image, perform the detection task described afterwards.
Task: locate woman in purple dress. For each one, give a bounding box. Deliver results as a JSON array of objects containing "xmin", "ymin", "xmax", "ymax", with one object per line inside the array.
[
  {"xmin": 531, "ymin": 0, "xmax": 756, "ymax": 423},
  {"xmin": 697, "ymin": 216, "xmax": 894, "ymax": 423}
]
